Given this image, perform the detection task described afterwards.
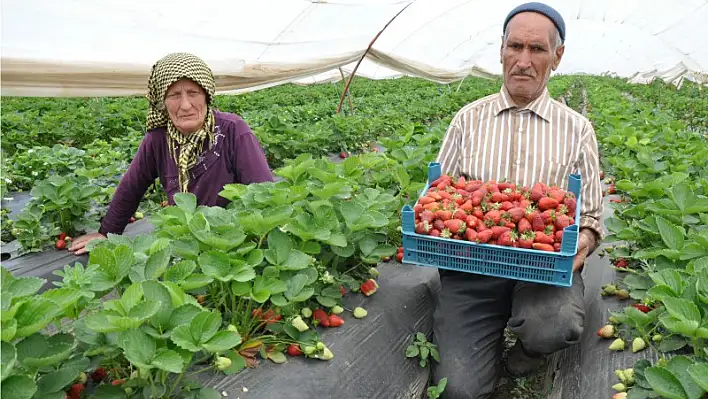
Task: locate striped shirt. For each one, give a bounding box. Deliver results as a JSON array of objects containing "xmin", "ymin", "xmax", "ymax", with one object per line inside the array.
[{"xmin": 436, "ymin": 85, "xmax": 604, "ymax": 240}]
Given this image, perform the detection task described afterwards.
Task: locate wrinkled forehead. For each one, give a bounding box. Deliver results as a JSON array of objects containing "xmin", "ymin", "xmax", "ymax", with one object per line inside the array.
[
  {"xmin": 505, "ymin": 12, "xmax": 556, "ymax": 43},
  {"xmin": 166, "ymin": 78, "xmax": 205, "ymax": 95}
]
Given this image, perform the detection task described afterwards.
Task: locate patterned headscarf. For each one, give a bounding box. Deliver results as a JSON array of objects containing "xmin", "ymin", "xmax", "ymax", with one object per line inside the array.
[{"xmin": 146, "ymin": 52, "xmax": 216, "ymax": 193}]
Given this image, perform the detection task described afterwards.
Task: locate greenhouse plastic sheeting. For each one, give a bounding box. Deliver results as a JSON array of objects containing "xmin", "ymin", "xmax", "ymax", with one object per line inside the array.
[
  {"xmin": 197, "ymin": 261, "xmax": 441, "ymax": 399},
  {"xmin": 2, "ymin": 0, "xmax": 707, "ymax": 97}
]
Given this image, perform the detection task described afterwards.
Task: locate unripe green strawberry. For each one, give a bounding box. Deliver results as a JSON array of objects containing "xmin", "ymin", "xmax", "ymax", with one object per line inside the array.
[
  {"xmin": 316, "ymin": 347, "xmax": 334, "ymax": 361},
  {"xmin": 215, "ymin": 356, "xmax": 232, "ymax": 371},
  {"xmin": 369, "ymin": 267, "xmax": 380, "ymax": 277},
  {"xmin": 227, "ymin": 324, "xmax": 238, "ymax": 332},
  {"xmin": 609, "ymin": 338, "xmax": 625, "ymax": 351},
  {"xmin": 302, "ymin": 345, "xmax": 316, "ymax": 355},
  {"xmin": 291, "ymin": 316, "xmax": 309, "ymax": 332},
  {"xmin": 623, "ymin": 368, "xmax": 634, "ymax": 385},
  {"xmin": 612, "ymin": 383, "xmax": 626, "ymax": 392},
  {"xmin": 615, "ymin": 289, "xmax": 630, "ymax": 299},
  {"xmin": 301, "ymin": 307, "xmax": 312, "ymax": 318},
  {"xmin": 652, "ymin": 334, "xmax": 662, "ymax": 343},
  {"xmin": 608, "ymin": 316, "xmax": 619, "ymax": 324},
  {"xmin": 353, "ymin": 307, "xmax": 368, "ymax": 319},
  {"xmin": 76, "ymin": 372, "xmax": 87, "ymax": 384},
  {"xmin": 316, "ymin": 342, "xmax": 325, "ymax": 350},
  {"xmin": 331, "ymin": 305, "xmax": 344, "ymax": 314},
  {"xmin": 615, "ymin": 369, "xmax": 626, "ymax": 382},
  {"xmin": 602, "ymin": 284, "xmax": 617, "ymax": 295},
  {"xmin": 632, "ymin": 337, "xmax": 646, "ymax": 353}
]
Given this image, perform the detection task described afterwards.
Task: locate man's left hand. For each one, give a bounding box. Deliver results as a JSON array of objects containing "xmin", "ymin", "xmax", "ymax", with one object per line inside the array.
[{"xmin": 573, "ymin": 229, "xmax": 597, "ymax": 272}]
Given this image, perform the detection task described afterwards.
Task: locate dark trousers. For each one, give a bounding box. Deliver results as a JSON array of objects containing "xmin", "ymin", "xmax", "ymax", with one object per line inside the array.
[{"xmin": 431, "ymin": 270, "xmax": 585, "ymax": 399}]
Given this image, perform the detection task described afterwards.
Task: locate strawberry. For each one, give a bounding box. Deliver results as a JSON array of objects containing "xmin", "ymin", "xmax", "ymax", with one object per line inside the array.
[
  {"xmin": 607, "ymin": 185, "xmax": 616, "ymax": 194},
  {"xmin": 596, "ymin": 324, "xmax": 615, "ymax": 339},
  {"xmin": 465, "ymin": 215, "xmax": 479, "ymax": 228},
  {"xmin": 430, "ymin": 229, "xmax": 441, "ymax": 237},
  {"xmin": 555, "ymin": 204, "xmax": 569, "ymax": 215},
  {"xmin": 534, "ymin": 231, "xmax": 554, "ymax": 245},
  {"xmin": 396, "ymin": 252, "xmax": 403, "ymax": 262},
  {"xmin": 436, "ymin": 210, "xmax": 453, "ymax": 221},
  {"xmin": 507, "ymin": 207, "xmax": 525, "ymax": 223},
  {"xmin": 418, "ymin": 196, "xmax": 436, "ymax": 205},
  {"xmin": 498, "ymin": 231, "xmax": 517, "ymax": 247},
  {"xmin": 484, "ymin": 210, "xmax": 502, "ymax": 225},
  {"xmin": 414, "ymin": 204, "xmax": 424, "ymax": 215},
  {"xmin": 476, "ymin": 230, "xmax": 493, "ymax": 243},
  {"xmin": 554, "ymin": 230, "xmax": 564, "ymax": 243},
  {"xmin": 555, "ymin": 214, "xmax": 571, "ymax": 230},
  {"xmin": 455, "ymin": 176, "xmax": 467, "ymax": 190},
  {"xmin": 453, "ymin": 208, "xmax": 467, "ymax": 220},
  {"xmin": 360, "ymin": 279, "xmax": 378, "ymax": 296},
  {"xmin": 608, "ymin": 338, "xmax": 625, "ymax": 351},
  {"xmin": 460, "ymin": 200, "xmax": 474, "ymax": 212},
  {"xmin": 440, "ymin": 229, "xmax": 452, "ymax": 238},
  {"xmin": 420, "ymin": 210, "xmax": 436, "ymax": 223},
  {"xmin": 465, "ymin": 228, "xmax": 478, "ymax": 242},
  {"xmin": 112, "ymin": 379, "xmax": 126, "ymax": 386},
  {"xmin": 563, "ymin": 194, "xmax": 577, "ymax": 214},
  {"xmin": 90, "ymin": 367, "xmax": 107, "ymax": 382},
  {"xmin": 533, "ymin": 243, "xmax": 555, "ymax": 252},
  {"xmin": 67, "ymin": 383, "xmax": 85, "ymax": 399},
  {"xmin": 498, "ymin": 182, "xmax": 516, "ymax": 191},
  {"xmin": 538, "ymin": 197, "xmax": 560, "ymax": 211},
  {"xmin": 532, "ymin": 214, "xmax": 545, "ymax": 231},
  {"xmin": 530, "ymin": 182, "xmax": 547, "ymax": 201},
  {"xmin": 59, "ymin": 232, "xmax": 67, "ymax": 241},
  {"xmin": 500, "ymin": 201, "xmax": 514, "ymax": 211},
  {"xmin": 56, "ymin": 239, "xmax": 66, "ymax": 250},
  {"xmin": 518, "ymin": 218, "xmax": 532, "ymax": 233},
  {"xmin": 548, "ymin": 187, "xmax": 565, "ymax": 202},
  {"xmin": 541, "ymin": 210, "xmax": 556, "ymax": 225},
  {"xmin": 313, "ymin": 308, "xmax": 330, "ymax": 327},
  {"xmin": 519, "ymin": 199, "xmax": 532, "ymax": 210},
  {"xmin": 491, "ymin": 226, "xmax": 511, "ymax": 240},
  {"xmin": 353, "ymin": 307, "xmax": 368, "ymax": 319},
  {"xmin": 473, "ymin": 207, "xmax": 485, "ymax": 220},
  {"xmin": 553, "ymin": 242, "xmax": 561, "ymax": 252},
  {"xmin": 416, "ymin": 222, "xmax": 432, "ymax": 235},
  {"xmin": 444, "ymin": 219, "xmax": 466, "ymax": 234},
  {"xmin": 430, "ymin": 175, "xmax": 452, "ymax": 187},
  {"xmin": 490, "ymin": 192, "xmax": 504, "ymax": 203},
  {"xmin": 504, "ymin": 222, "xmax": 516, "ymax": 229},
  {"xmin": 340, "ymin": 285, "xmax": 348, "ymax": 296},
  {"xmin": 518, "ymin": 231, "xmax": 535, "ymax": 249},
  {"xmin": 632, "ymin": 303, "xmax": 651, "ymax": 313},
  {"xmin": 328, "ymin": 314, "xmax": 344, "ymax": 327},
  {"xmin": 287, "ymin": 344, "xmax": 303, "ymax": 356},
  {"xmin": 525, "ymin": 206, "xmax": 539, "ymax": 222}
]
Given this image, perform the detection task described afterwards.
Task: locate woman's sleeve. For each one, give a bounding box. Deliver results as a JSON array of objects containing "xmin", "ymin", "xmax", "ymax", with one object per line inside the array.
[
  {"xmin": 231, "ymin": 119, "xmax": 275, "ymax": 184},
  {"xmin": 99, "ymin": 134, "xmax": 159, "ymax": 235}
]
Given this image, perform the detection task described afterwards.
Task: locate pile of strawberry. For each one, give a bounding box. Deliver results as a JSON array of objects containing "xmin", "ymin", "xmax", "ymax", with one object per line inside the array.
[{"xmin": 412, "ymin": 174, "xmax": 577, "ymax": 252}]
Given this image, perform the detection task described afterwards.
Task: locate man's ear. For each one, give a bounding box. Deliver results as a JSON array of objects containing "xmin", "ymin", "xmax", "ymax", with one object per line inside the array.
[
  {"xmin": 500, "ymin": 35, "xmax": 505, "ymax": 63},
  {"xmin": 552, "ymin": 44, "xmax": 565, "ymax": 70}
]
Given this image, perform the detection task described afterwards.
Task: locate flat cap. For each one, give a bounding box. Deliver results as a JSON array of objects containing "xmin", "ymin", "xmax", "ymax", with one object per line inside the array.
[{"xmin": 503, "ymin": 2, "xmax": 566, "ymax": 43}]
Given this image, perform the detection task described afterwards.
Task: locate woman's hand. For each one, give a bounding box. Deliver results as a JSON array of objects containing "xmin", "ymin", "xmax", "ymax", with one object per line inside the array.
[{"xmin": 68, "ymin": 232, "xmax": 107, "ymax": 255}]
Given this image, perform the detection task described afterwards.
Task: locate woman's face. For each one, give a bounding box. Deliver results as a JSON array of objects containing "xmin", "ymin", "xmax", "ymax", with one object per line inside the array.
[{"xmin": 164, "ymin": 79, "xmax": 207, "ymax": 134}]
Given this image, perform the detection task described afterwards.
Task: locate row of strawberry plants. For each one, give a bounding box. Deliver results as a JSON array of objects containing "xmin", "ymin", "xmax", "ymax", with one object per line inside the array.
[
  {"xmin": 0, "ymin": 143, "xmax": 442, "ymax": 398},
  {"xmin": 582, "ymin": 79, "xmax": 708, "ymax": 399}
]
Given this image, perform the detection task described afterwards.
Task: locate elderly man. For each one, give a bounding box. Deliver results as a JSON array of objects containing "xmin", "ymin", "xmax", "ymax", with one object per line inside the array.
[{"xmin": 431, "ymin": 2, "xmax": 603, "ymax": 397}]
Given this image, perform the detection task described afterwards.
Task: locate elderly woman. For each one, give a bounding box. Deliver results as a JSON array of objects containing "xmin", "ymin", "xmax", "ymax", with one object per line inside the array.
[{"xmin": 70, "ymin": 52, "xmax": 274, "ymax": 255}]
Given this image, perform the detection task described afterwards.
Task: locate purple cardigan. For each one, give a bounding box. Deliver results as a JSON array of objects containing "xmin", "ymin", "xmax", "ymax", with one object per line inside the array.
[{"xmin": 99, "ymin": 111, "xmax": 274, "ymax": 235}]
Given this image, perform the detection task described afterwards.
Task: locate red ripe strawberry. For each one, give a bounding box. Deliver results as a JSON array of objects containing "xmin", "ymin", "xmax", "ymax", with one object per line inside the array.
[
  {"xmin": 420, "ymin": 210, "xmax": 436, "ymax": 223},
  {"xmin": 607, "ymin": 185, "xmax": 616, "ymax": 194},
  {"xmin": 491, "ymin": 226, "xmax": 511, "ymax": 240},
  {"xmin": 430, "ymin": 175, "xmax": 452, "ymax": 187},
  {"xmin": 532, "ymin": 214, "xmax": 545, "ymax": 231},
  {"xmin": 471, "ymin": 189, "xmax": 487, "ymax": 206},
  {"xmin": 533, "ymin": 243, "xmax": 555, "ymax": 252},
  {"xmin": 490, "ymin": 192, "xmax": 504, "ymax": 203},
  {"xmin": 465, "ymin": 228, "xmax": 478, "ymax": 242},
  {"xmin": 465, "ymin": 181, "xmax": 483, "ymax": 192},
  {"xmin": 501, "ymin": 201, "xmax": 514, "ymax": 211},
  {"xmin": 453, "ymin": 208, "xmax": 468, "ymax": 220},
  {"xmin": 340, "ymin": 285, "xmax": 347, "ymax": 296},
  {"xmin": 90, "ymin": 367, "xmax": 107, "ymax": 382},
  {"xmin": 67, "ymin": 383, "xmax": 85, "ymax": 399},
  {"xmin": 519, "ymin": 199, "xmax": 532, "ymax": 209},
  {"xmin": 444, "ymin": 219, "xmax": 467, "ymax": 234},
  {"xmin": 555, "ymin": 214, "xmax": 571, "ymax": 230},
  {"xmin": 418, "ymin": 196, "xmax": 436, "ymax": 205},
  {"xmin": 436, "ymin": 210, "xmax": 453, "ymax": 221},
  {"xmin": 473, "ymin": 207, "xmax": 485, "ymax": 220},
  {"xmin": 453, "ymin": 194, "xmax": 466, "ymax": 206},
  {"xmin": 553, "ymin": 242, "xmax": 562, "ymax": 252},
  {"xmin": 59, "ymin": 232, "xmax": 67, "ymax": 241},
  {"xmin": 538, "ymin": 197, "xmax": 560, "ymax": 211},
  {"xmin": 476, "ymin": 230, "xmax": 493, "ymax": 243},
  {"xmin": 632, "ymin": 303, "xmax": 651, "ymax": 313},
  {"xmin": 530, "ymin": 182, "xmax": 547, "ymax": 201},
  {"xmin": 440, "ymin": 229, "xmax": 452, "ymax": 238},
  {"xmin": 328, "ymin": 314, "xmax": 344, "ymax": 327},
  {"xmin": 498, "ymin": 182, "xmax": 516, "ymax": 191},
  {"xmin": 484, "ymin": 210, "xmax": 502, "ymax": 225},
  {"xmin": 525, "ymin": 206, "xmax": 539, "ymax": 222},
  {"xmin": 555, "ymin": 230, "xmax": 564, "ymax": 243},
  {"xmin": 432, "ymin": 219, "xmax": 445, "ymax": 231},
  {"xmin": 396, "ymin": 252, "xmax": 403, "ymax": 262},
  {"xmin": 288, "ymin": 344, "xmax": 303, "ymax": 356},
  {"xmin": 486, "ymin": 182, "xmax": 500, "ymax": 193},
  {"xmin": 360, "ymin": 279, "xmax": 378, "ymax": 296},
  {"xmin": 534, "ymin": 231, "xmax": 555, "ymax": 245},
  {"xmin": 498, "ymin": 230, "xmax": 517, "ymax": 247},
  {"xmin": 517, "ymin": 218, "xmax": 532, "ymax": 233},
  {"xmin": 56, "ymin": 239, "xmax": 67, "ymax": 250},
  {"xmin": 111, "ymin": 379, "xmax": 125, "ymax": 386},
  {"xmin": 507, "ymin": 207, "xmax": 525, "ymax": 223},
  {"xmin": 556, "ymin": 204, "xmax": 569, "ymax": 215},
  {"xmin": 438, "ymin": 191, "xmax": 452, "ymax": 201},
  {"xmin": 414, "ymin": 204, "xmax": 424, "ymax": 215},
  {"xmin": 518, "ymin": 232, "xmax": 535, "ymax": 249},
  {"xmin": 504, "ymin": 222, "xmax": 516, "ymax": 229},
  {"xmin": 476, "ymin": 223, "xmax": 488, "ymax": 233},
  {"xmin": 416, "ymin": 221, "xmax": 432, "ymax": 235},
  {"xmin": 548, "ymin": 187, "xmax": 566, "ymax": 202},
  {"xmin": 430, "ymin": 229, "xmax": 441, "ymax": 237},
  {"xmin": 460, "ymin": 200, "xmax": 474, "ymax": 212},
  {"xmin": 541, "ymin": 209, "xmax": 556, "ymax": 224},
  {"xmin": 455, "ymin": 176, "xmax": 467, "ymax": 190},
  {"xmin": 313, "ymin": 308, "xmax": 330, "ymax": 327},
  {"xmin": 465, "ymin": 215, "xmax": 479, "ymax": 228},
  {"xmin": 544, "ymin": 225, "xmax": 556, "ymax": 236},
  {"xmin": 563, "ymin": 195, "xmax": 577, "ymax": 214}
]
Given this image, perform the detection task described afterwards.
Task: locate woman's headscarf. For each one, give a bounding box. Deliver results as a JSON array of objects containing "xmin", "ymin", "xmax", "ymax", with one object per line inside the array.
[{"xmin": 146, "ymin": 52, "xmax": 216, "ymax": 193}]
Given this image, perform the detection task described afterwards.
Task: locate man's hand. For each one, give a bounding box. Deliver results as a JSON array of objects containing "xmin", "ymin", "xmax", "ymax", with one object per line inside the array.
[
  {"xmin": 573, "ymin": 229, "xmax": 597, "ymax": 272},
  {"xmin": 68, "ymin": 232, "xmax": 106, "ymax": 255}
]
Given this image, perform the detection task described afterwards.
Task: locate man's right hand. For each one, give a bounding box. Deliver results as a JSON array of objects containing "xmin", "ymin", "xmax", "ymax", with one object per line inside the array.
[{"xmin": 68, "ymin": 232, "xmax": 107, "ymax": 255}]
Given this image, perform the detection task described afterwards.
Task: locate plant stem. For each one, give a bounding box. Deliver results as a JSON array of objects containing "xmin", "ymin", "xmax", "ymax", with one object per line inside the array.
[
  {"xmin": 168, "ymin": 370, "xmax": 185, "ymax": 397},
  {"xmin": 187, "ymin": 365, "xmax": 215, "ymax": 377}
]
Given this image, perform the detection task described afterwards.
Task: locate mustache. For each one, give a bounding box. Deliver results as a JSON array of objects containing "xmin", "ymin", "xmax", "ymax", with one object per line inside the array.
[{"xmin": 512, "ymin": 70, "xmax": 535, "ymax": 78}]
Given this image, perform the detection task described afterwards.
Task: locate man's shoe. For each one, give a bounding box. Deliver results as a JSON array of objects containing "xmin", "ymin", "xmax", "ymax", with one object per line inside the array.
[{"xmin": 504, "ymin": 341, "xmax": 546, "ymax": 378}]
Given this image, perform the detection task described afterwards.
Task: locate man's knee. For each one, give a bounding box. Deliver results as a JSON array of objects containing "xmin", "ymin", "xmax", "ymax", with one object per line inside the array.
[{"xmin": 520, "ymin": 304, "xmax": 584, "ymax": 355}]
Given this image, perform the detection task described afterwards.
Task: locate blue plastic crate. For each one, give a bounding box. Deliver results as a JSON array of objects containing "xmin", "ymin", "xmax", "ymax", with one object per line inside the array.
[{"xmin": 401, "ymin": 162, "xmax": 582, "ymax": 287}]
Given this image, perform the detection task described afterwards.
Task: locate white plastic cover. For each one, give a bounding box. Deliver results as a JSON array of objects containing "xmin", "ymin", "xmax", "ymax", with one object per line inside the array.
[{"xmin": 2, "ymin": 0, "xmax": 706, "ymax": 97}]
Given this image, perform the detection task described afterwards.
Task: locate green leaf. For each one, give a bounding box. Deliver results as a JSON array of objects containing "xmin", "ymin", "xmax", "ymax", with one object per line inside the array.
[
  {"xmin": 284, "ymin": 274, "xmax": 309, "ymax": 300},
  {"xmin": 267, "ymin": 351, "xmax": 287, "ymax": 364},
  {"xmin": 145, "ymin": 248, "xmax": 171, "ymax": 280},
  {"xmin": 174, "ymin": 193, "xmax": 197, "ymax": 215},
  {"xmin": 12, "ymin": 297, "xmax": 60, "ymax": 338},
  {"xmin": 658, "ymin": 335, "xmax": 688, "ymax": 352},
  {"xmin": 1, "ymin": 375, "xmax": 37, "ymax": 399},
  {"xmin": 670, "ymin": 183, "xmax": 693, "ymax": 213},
  {"xmin": 120, "ymin": 282, "xmax": 144, "ymax": 314},
  {"xmin": 2, "ymin": 276, "xmax": 44, "ymax": 300},
  {"xmin": 645, "ymin": 366, "xmax": 689, "ymax": 399},
  {"xmin": 221, "ymin": 352, "xmax": 246, "ymax": 376},
  {"xmin": 406, "ymin": 345, "xmax": 419, "ymax": 358},
  {"xmin": 16, "ymin": 333, "xmax": 75, "ymax": 369},
  {"xmin": 118, "ymin": 328, "xmax": 156, "ymax": 368},
  {"xmin": 142, "ymin": 281, "xmax": 173, "ymax": 330},
  {"xmin": 231, "ymin": 281, "xmax": 251, "ymax": 297},
  {"xmin": 151, "ymin": 348, "xmax": 185, "ymax": 373},
  {"xmin": 1, "ymin": 342, "xmax": 16, "ymax": 382},
  {"xmin": 167, "ymin": 304, "xmax": 202, "ymax": 330},
  {"xmin": 656, "ymin": 216, "xmax": 685, "ymax": 251},
  {"xmin": 203, "ymin": 331, "xmax": 242, "ymax": 353},
  {"xmin": 648, "ymin": 270, "xmax": 683, "ymax": 295},
  {"xmin": 663, "ymin": 297, "xmax": 701, "ymax": 323},
  {"xmin": 36, "ymin": 366, "xmax": 83, "ymax": 395},
  {"xmin": 687, "ymin": 363, "xmax": 708, "ymax": 392},
  {"xmin": 180, "ymin": 274, "xmax": 214, "ymax": 291},
  {"xmin": 171, "ymin": 311, "xmax": 221, "ymax": 352},
  {"xmin": 394, "ymin": 164, "xmax": 411, "ymax": 188},
  {"xmin": 88, "ymin": 384, "xmax": 127, "ymax": 399},
  {"xmin": 269, "ymin": 294, "xmax": 288, "ymax": 307},
  {"xmin": 199, "ymin": 251, "xmax": 233, "ymax": 282},
  {"xmin": 665, "ymin": 356, "xmax": 704, "ymax": 399},
  {"xmin": 316, "ymin": 296, "xmax": 337, "ymax": 307}
]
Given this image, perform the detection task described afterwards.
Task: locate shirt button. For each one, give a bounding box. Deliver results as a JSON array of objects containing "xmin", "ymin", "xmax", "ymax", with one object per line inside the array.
[{"xmin": 516, "ymin": 160, "xmax": 521, "ymax": 165}]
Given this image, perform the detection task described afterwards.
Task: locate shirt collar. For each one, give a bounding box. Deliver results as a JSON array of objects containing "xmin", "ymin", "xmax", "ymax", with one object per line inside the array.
[{"xmin": 496, "ymin": 84, "xmax": 552, "ymax": 122}]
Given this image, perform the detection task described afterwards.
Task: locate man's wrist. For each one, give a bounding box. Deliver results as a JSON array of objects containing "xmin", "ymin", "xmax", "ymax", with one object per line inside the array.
[{"xmin": 580, "ymin": 227, "xmax": 599, "ymax": 251}]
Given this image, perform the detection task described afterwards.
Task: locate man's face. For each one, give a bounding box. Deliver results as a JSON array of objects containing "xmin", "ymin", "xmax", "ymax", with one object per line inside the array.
[
  {"xmin": 501, "ymin": 12, "xmax": 564, "ymax": 105},
  {"xmin": 164, "ymin": 79, "xmax": 208, "ymax": 135}
]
